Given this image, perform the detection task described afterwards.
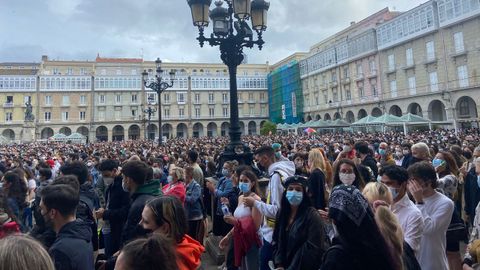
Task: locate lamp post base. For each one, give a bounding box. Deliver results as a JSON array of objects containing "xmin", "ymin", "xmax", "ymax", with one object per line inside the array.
[{"xmin": 217, "ymin": 143, "xmax": 254, "ymax": 169}]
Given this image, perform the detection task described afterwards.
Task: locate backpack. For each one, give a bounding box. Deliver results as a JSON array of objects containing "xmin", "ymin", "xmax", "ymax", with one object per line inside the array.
[{"xmin": 77, "ymin": 194, "xmax": 99, "ymax": 251}]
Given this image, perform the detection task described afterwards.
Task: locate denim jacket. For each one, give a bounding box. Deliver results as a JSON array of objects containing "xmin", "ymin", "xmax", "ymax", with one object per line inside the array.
[{"xmin": 185, "ymin": 180, "xmax": 203, "ymax": 220}]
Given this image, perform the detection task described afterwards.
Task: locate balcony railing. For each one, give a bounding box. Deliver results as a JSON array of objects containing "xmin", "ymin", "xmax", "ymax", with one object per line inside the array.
[{"xmin": 3, "ymin": 102, "xmax": 14, "ymax": 108}]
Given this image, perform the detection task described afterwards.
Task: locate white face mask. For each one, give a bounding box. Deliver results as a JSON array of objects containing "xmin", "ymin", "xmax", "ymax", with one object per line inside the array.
[{"xmin": 339, "ymin": 173, "xmax": 355, "ymax": 185}]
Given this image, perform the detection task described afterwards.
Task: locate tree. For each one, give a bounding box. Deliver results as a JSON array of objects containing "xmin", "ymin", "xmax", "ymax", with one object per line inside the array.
[{"xmin": 260, "ymin": 121, "xmax": 277, "ymax": 135}]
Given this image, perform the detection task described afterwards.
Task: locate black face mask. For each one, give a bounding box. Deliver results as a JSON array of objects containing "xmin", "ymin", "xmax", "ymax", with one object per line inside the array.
[{"xmin": 257, "ymin": 163, "xmax": 266, "ymax": 172}]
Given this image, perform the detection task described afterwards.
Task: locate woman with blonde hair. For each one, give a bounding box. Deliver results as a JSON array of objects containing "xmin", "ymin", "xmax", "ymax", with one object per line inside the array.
[
  {"xmin": 307, "ymin": 148, "xmax": 327, "ymax": 210},
  {"xmin": 363, "ymin": 182, "xmax": 421, "ymax": 270},
  {"xmin": 0, "ymin": 235, "xmax": 54, "ymax": 270}
]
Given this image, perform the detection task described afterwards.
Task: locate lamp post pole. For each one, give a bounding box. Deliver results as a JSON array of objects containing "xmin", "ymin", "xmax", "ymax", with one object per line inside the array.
[
  {"xmin": 143, "ymin": 106, "xmax": 157, "ymax": 141},
  {"xmin": 187, "ymin": 0, "xmax": 270, "ymax": 165},
  {"xmin": 142, "ymin": 59, "xmax": 175, "ymax": 145}
]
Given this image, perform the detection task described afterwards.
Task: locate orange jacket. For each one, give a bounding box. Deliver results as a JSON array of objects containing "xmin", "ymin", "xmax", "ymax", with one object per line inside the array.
[{"xmin": 176, "ymin": 234, "xmax": 205, "ymax": 270}]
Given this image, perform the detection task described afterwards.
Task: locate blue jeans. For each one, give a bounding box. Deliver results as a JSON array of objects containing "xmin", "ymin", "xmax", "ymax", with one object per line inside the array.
[
  {"xmin": 103, "ymin": 232, "xmax": 113, "ymax": 258},
  {"xmin": 259, "ymin": 238, "xmax": 273, "ymax": 270}
]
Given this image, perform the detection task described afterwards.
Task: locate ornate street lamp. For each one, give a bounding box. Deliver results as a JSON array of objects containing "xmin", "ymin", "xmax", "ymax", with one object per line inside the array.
[
  {"xmin": 187, "ymin": 0, "xmax": 269, "ymax": 165},
  {"xmin": 142, "ymin": 58, "xmax": 175, "ymax": 145},
  {"xmin": 143, "ymin": 106, "xmax": 157, "ymax": 140}
]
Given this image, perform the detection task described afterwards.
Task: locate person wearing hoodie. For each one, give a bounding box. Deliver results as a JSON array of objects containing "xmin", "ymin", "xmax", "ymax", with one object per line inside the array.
[
  {"xmin": 120, "ymin": 160, "xmax": 161, "ymax": 244},
  {"xmin": 140, "ymin": 196, "xmax": 204, "ymax": 270},
  {"xmin": 59, "ymin": 161, "xmax": 99, "ymax": 252},
  {"xmin": 244, "ymin": 146, "xmax": 295, "ymax": 270},
  {"xmin": 40, "ymin": 183, "xmax": 94, "ymax": 270},
  {"xmin": 94, "ymin": 159, "xmax": 130, "ymax": 258}
]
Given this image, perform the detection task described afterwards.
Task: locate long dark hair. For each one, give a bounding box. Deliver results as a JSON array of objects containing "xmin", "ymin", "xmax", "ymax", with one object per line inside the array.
[
  {"xmin": 2, "ymin": 172, "xmax": 28, "ymax": 210},
  {"xmin": 272, "ymin": 182, "xmax": 312, "ymax": 260},
  {"xmin": 332, "ymin": 159, "xmax": 365, "ymax": 190}
]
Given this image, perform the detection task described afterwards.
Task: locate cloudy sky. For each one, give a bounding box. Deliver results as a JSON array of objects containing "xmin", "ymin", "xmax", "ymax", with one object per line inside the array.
[{"xmin": 1, "ymin": 0, "xmax": 425, "ymax": 65}]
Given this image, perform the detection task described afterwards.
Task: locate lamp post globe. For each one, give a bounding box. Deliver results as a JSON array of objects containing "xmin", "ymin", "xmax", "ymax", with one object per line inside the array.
[{"xmin": 187, "ymin": 0, "xmax": 269, "ymax": 167}]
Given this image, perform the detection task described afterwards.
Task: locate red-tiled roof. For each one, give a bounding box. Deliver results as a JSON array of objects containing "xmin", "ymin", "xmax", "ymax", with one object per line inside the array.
[{"xmin": 95, "ymin": 54, "xmax": 143, "ymax": 63}]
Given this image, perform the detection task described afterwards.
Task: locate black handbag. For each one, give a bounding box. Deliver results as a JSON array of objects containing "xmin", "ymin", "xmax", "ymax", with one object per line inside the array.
[{"xmin": 447, "ymin": 209, "xmax": 468, "ymax": 242}]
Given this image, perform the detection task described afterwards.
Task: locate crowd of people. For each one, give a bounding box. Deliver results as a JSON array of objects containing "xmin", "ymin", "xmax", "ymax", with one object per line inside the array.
[{"xmin": 0, "ymin": 128, "xmax": 480, "ymax": 270}]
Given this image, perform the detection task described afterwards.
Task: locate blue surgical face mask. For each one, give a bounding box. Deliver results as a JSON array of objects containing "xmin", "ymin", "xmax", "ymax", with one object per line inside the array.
[
  {"xmin": 477, "ymin": 175, "xmax": 480, "ymax": 189},
  {"xmin": 432, "ymin": 158, "xmax": 444, "ymax": 168},
  {"xmin": 222, "ymin": 168, "xmax": 229, "ymax": 177},
  {"xmin": 239, "ymin": 182, "xmax": 250, "ymax": 193},
  {"xmin": 286, "ymin": 190, "xmax": 303, "ymax": 206},
  {"xmin": 167, "ymin": 175, "xmax": 173, "ymax": 183},
  {"xmin": 389, "ymin": 186, "xmax": 399, "ymax": 200},
  {"xmin": 379, "ymin": 149, "xmax": 386, "ymax": 156}
]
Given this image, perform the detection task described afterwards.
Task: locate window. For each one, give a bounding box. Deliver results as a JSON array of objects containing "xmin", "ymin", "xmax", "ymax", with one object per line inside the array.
[
  {"xmin": 131, "ymin": 94, "xmax": 138, "ymax": 103},
  {"xmin": 388, "ymin": 54, "xmax": 395, "ymax": 71},
  {"xmin": 208, "ymin": 93, "xmax": 214, "ymax": 103},
  {"xmin": 223, "ymin": 107, "xmax": 229, "ymax": 117},
  {"xmin": 80, "ymin": 68, "xmax": 86, "ymax": 75},
  {"xmin": 332, "ymin": 88, "xmax": 338, "ymax": 102},
  {"xmin": 131, "ymin": 69, "xmax": 137, "ymax": 75},
  {"xmin": 356, "ymin": 63, "xmax": 363, "ymax": 75},
  {"xmin": 53, "ymin": 68, "xmax": 59, "ymax": 75},
  {"xmin": 164, "ymin": 108, "xmax": 170, "ymax": 118},
  {"xmin": 177, "ymin": 93, "xmax": 186, "ymax": 104},
  {"xmin": 45, "ymin": 96, "xmax": 52, "ymax": 105},
  {"xmin": 429, "ymin": 72, "xmax": 439, "ymax": 91},
  {"xmin": 322, "ymin": 90, "xmax": 328, "ymax": 104},
  {"xmin": 99, "ymin": 95, "xmax": 105, "ymax": 104},
  {"xmin": 67, "ymin": 68, "xmax": 73, "ymax": 75},
  {"xmin": 453, "ymin": 32, "xmax": 464, "ymax": 53},
  {"xmin": 261, "ymin": 105, "xmax": 266, "ymax": 116},
  {"xmin": 147, "ymin": 93, "xmax": 156, "ymax": 104},
  {"xmin": 116, "ymin": 69, "xmax": 122, "ymax": 75},
  {"xmin": 457, "ymin": 65, "xmax": 469, "ymax": 87},
  {"xmin": 115, "ymin": 110, "xmax": 121, "ymax": 120},
  {"xmin": 408, "ymin": 76, "xmax": 416, "ymax": 95},
  {"xmin": 459, "ymin": 99, "xmax": 470, "ymax": 116},
  {"xmin": 358, "ymin": 86, "xmax": 365, "ymax": 98},
  {"xmin": 369, "ymin": 60, "xmax": 376, "ymax": 72},
  {"xmin": 101, "ymin": 69, "xmax": 106, "ymax": 75},
  {"xmin": 24, "ymin": 96, "xmax": 31, "ymax": 104},
  {"xmin": 62, "ymin": 111, "xmax": 69, "ymax": 122},
  {"xmin": 222, "ymin": 93, "xmax": 228, "ymax": 103},
  {"xmin": 6, "ymin": 96, "xmax": 13, "ymax": 104},
  {"xmin": 372, "ymin": 84, "xmax": 378, "ymax": 97},
  {"xmin": 98, "ymin": 111, "xmax": 105, "ymax": 121},
  {"xmin": 248, "ymin": 93, "xmax": 254, "ymax": 101},
  {"xmin": 195, "ymin": 93, "xmax": 201, "ymax": 104},
  {"xmin": 209, "ymin": 107, "xmax": 215, "ymax": 117},
  {"xmin": 80, "ymin": 111, "xmax": 86, "ymax": 121},
  {"xmin": 331, "ymin": 71, "xmax": 337, "ymax": 82},
  {"xmin": 62, "ymin": 95, "xmax": 70, "ymax": 105},
  {"xmin": 116, "ymin": 94, "xmax": 122, "ymax": 104},
  {"xmin": 390, "ymin": 80, "xmax": 397, "ymax": 98},
  {"xmin": 343, "ymin": 67, "xmax": 350, "ymax": 78},
  {"xmin": 44, "ymin": 112, "xmax": 51, "ymax": 122},
  {"xmin": 5, "ymin": 112, "xmax": 12, "ymax": 122},
  {"xmin": 164, "ymin": 94, "xmax": 170, "ymax": 104},
  {"xmin": 346, "ymin": 88, "xmax": 352, "ymax": 100},
  {"xmin": 406, "ymin": 48, "xmax": 414, "ymax": 66},
  {"xmin": 79, "ymin": 95, "xmax": 86, "ymax": 105},
  {"xmin": 179, "ymin": 108, "xmax": 185, "ymax": 118},
  {"xmin": 195, "ymin": 108, "xmax": 200, "ymax": 118},
  {"xmin": 131, "ymin": 109, "xmax": 137, "ymax": 117},
  {"xmin": 260, "ymin": 92, "xmax": 265, "ymax": 101},
  {"xmin": 249, "ymin": 105, "xmax": 255, "ymax": 116},
  {"xmin": 426, "ymin": 41, "xmax": 435, "ymax": 61}
]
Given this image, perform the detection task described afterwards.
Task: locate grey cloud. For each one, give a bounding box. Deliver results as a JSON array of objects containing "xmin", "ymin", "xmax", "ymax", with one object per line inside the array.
[{"xmin": 0, "ymin": 0, "xmax": 425, "ymax": 64}]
